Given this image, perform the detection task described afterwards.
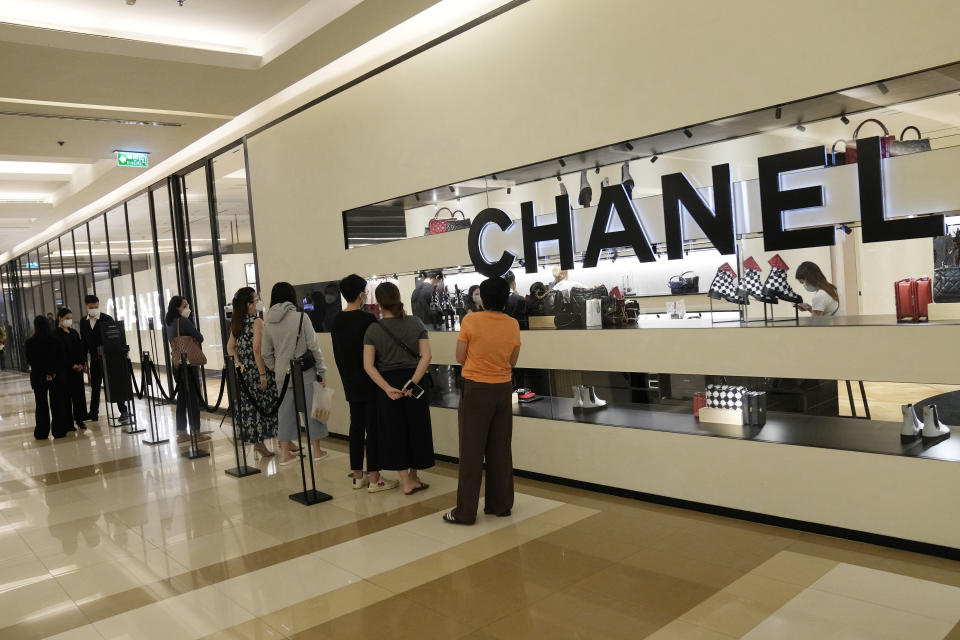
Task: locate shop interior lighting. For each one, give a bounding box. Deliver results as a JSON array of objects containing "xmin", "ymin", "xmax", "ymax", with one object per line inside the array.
[
  {"xmin": 558, "ymin": 158, "xmax": 566, "ymax": 168},
  {"xmin": 775, "ymin": 105, "xmax": 782, "ymax": 119},
  {"xmin": 595, "ymin": 163, "xmax": 600, "ymax": 174},
  {"xmin": 795, "ymin": 124, "xmax": 806, "ymax": 132},
  {"xmin": 683, "ymin": 128, "xmax": 693, "ymax": 138},
  {"xmin": 650, "ymin": 154, "xmax": 659, "ymax": 163},
  {"xmin": 877, "ymin": 81, "xmax": 889, "ymax": 95},
  {"xmin": 414, "ymin": 193, "xmax": 420, "ymax": 201},
  {"xmin": 624, "ymin": 142, "xmax": 634, "ymax": 151},
  {"xmin": 559, "ymin": 182, "xmax": 567, "ymax": 196},
  {"xmin": 448, "ymin": 185, "xmax": 455, "ymax": 193},
  {"xmin": 840, "ymin": 113, "xmax": 850, "ymax": 125}
]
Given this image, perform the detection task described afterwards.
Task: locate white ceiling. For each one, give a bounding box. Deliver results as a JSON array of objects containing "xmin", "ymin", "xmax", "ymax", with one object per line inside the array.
[{"xmin": 0, "ymin": 0, "xmax": 363, "ymax": 59}]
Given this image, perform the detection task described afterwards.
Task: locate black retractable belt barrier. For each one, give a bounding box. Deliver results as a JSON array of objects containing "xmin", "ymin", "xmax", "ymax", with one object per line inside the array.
[
  {"xmin": 140, "ymin": 352, "xmax": 169, "ymax": 446},
  {"xmin": 99, "ymin": 319, "xmax": 138, "ymax": 429},
  {"xmin": 120, "ymin": 359, "xmax": 145, "ymax": 435},
  {"xmin": 224, "ymin": 356, "xmax": 260, "ymax": 478},
  {"xmin": 180, "ymin": 354, "xmax": 210, "ymax": 460},
  {"xmin": 288, "ymin": 358, "xmax": 332, "ymax": 506}
]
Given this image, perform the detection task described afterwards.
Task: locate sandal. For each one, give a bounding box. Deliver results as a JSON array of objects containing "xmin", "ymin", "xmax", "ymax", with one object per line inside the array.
[
  {"xmin": 442, "ymin": 511, "xmax": 472, "ymax": 525},
  {"xmin": 404, "ymin": 482, "xmax": 429, "ymax": 496}
]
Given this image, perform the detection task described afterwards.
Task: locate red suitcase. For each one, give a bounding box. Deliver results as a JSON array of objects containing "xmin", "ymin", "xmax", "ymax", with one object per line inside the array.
[{"xmin": 895, "ymin": 278, "xmax": 931, "ymax": 322}]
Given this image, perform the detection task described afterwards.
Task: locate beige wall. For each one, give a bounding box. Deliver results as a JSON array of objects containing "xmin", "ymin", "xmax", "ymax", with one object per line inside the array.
[{"xmin": 253, "ymin": 0, "xmax": 960, "ymax": 544}]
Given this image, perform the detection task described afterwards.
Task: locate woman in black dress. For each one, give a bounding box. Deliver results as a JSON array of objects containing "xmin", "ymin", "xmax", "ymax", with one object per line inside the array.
[
  {"xmin": 26, "ymin": 315, "xmax": 62, "ymax": 440},
  {"xmin": 53, "ymin": 308, "xmax": 87, "ymax": 431}
]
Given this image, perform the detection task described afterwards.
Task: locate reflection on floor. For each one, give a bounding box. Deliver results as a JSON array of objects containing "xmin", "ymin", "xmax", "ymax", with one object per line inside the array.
[
  {"xmin": 1, "ymin": 369, "xmax": 959, "ymax": 639},
  {"xmin": 837, "ymin": 381, "xmax": 960, "ymax": 421}
]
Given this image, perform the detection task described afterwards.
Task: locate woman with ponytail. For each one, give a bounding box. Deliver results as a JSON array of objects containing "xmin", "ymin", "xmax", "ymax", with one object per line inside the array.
[
  {"xmin": 362, "ymin": 282, "xmax": 434, "ymax": 495},
  {"xmin": 226, "ymin": 287, "xmax": 277, "ymax": 457}
]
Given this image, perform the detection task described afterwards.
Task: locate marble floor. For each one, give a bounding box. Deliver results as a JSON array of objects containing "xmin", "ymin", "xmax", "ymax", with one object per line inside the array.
[{"xmin": 1, "ymin": 369, "xmax": 960, "ymax": 639}]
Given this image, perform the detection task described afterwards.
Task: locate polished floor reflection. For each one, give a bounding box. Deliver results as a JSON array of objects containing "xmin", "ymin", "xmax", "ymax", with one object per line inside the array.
[{"xmin": 1, "ymin": 369, "xmax": 959, "ymax": 639}]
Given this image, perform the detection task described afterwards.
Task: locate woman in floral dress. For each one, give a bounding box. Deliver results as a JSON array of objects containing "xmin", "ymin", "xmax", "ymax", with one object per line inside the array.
[{"xmin": 226, "ymin": 287, "xmax": 278, "ymax": 456}]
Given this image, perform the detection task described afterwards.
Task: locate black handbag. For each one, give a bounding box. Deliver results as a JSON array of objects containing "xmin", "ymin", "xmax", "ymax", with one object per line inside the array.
[
  {"xmin": 554, "ymin": 301, "xmax": 584, "ymax": 329},
  {"xmin": 933, "ymin": 231, "xmax": 960, "ymax": 303},
  {"xmin": 668, "ymin": 271, "xmax": 699, "ymax": 295},
  {"xmin": 528, "ymin": 282, "xmax": 563, "ymax": 316},
  {"xmin": 293, "ymin": 312, "xmax": 317, "ymax": 372}
]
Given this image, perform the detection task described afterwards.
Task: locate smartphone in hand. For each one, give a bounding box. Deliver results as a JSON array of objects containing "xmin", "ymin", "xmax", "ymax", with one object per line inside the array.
[{"xmin": 402, "ymin": 380, "xmax": 425, "ymax": 399}]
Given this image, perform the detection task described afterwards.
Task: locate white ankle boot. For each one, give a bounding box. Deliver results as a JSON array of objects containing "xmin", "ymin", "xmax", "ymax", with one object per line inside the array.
[
  {"xmin": 922, "ymin": 405, "xmax": 952, "ymax": 441},
  {"xmin": 901, "ymin": 404, "xmax": 922, "ymax": 440},
  {"xmin": 586, "ymin": 386, "xmax": 607, "ymax": 409}
]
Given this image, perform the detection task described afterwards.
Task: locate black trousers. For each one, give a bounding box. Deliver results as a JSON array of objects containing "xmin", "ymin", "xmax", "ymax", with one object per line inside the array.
[
  {"xmin": 348, "ymin": 399, "xmax": 379, "ymax": 472},
  {"xmin": 375, "ymin": 368, "xmax": 434, "ymax": 471},
  {"xmin": 175, "ymin": 365, "xmax": 201, "ymax": 433},
  {"xmin": 66, "ymin": 369, "xmax": 86, "ymax": 424},
  {"xmin": 453, "ymin": 379, "xmax": 515, "ymax": 524},
  {"xmin": 50, "ymin": 376, "xmax": 75, "ymax": 438},
  {"xmin": 88, "ymin": 357, "xmax": 127, "ymax": 417},
  {"xmin": 33, "ymin": 383, "xmax": 54, "ymax": 440}
]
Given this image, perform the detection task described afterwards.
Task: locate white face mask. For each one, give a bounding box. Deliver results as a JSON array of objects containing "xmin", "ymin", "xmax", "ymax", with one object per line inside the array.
[
  {"xmin": 324, "ymin": 294, "xmax": 337, "ymax": 304},
  {"xmin": 87, "ymin": 307, "xmax": 100, "ymax": 318},
  {"xmin": 62, "ymin": 318, "xmax": 73, "ymax": 329},
  {"xmin": 180, "ymin": 307, "xmax": 191, "ymax": 318},
  {"xmin": 255, "ymin": 301, "xmax": 265, "ymax": 313},
  {"xmin": 472, "ymin": 293, "xmax": 482, "ymax": 305}
]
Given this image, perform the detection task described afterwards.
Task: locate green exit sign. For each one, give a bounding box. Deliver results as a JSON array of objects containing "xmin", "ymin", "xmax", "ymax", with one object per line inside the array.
[{"xmin": 116, "ymin": 151, "xmax": 149, "ymax": 168}]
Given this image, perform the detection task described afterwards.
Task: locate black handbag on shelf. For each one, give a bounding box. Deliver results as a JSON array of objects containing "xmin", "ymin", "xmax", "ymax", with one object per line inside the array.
[
  {"xmin": 554, "ymin": 301, "xmax": 584, "ymax": 329},
  {"xmin": 668, "ymin": 271, "xmax": 699, "ymax": 295},
  {"xmin": 527, "ymin": 282, "xmax": 563, "ymax": 316},
  {"xmin": 933, "ymin": 230, "xmax": 960, "ymax": 303}
]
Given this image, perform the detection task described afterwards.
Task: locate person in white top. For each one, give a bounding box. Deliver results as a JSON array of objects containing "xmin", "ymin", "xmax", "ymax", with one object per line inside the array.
[
  {"xmin": 549, "ymin": 268, "xmax": 585, "ymax": 300},
  {"xmin": 795, "ymin": 261, "xmax": 840, "ymax": 317}
]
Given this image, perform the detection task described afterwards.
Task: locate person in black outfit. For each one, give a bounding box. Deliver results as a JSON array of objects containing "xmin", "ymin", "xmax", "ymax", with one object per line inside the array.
[
  {"xmin": 331, "ymin": 275, "xmax": 397, "ymax": 492},
  {"xmin": 504, "ymin": 271, "xmax": 528, "ymax": 330},
  {"xmin": 165, "ymin": 295, "xmax": 208, "ymax": 443},
  {"xmin": 53, "ymin": 308, "xmax": 87, "ymax": 431},
  {"xmin": 411, "ymin": 270, "xmax": 443, "ymax": 324},
  {"xmin": 26, "ymin": 316, "xmax": 63, "ymax": 439},
  {"xmin": 79, "ymin": 294, "xmax": 127, "ymax": 421}
]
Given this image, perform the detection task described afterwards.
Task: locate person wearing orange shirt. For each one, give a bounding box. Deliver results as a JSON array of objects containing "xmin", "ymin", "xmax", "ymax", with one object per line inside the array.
[{"xmin": 444, "ymin": 277, "xmax": 522, "ymax": 525}]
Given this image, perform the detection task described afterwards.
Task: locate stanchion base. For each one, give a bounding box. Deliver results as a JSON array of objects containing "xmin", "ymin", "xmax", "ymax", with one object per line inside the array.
[
  {"xmin": 142, "ymin": 438, "xmax": 169, "ymax": 446},
  {"xmin": 181, "ymin": 448, "xmax": 211, "ymax": 460},
  {"xmin": 289, "ymin": 490, "xmax": 332, "ymax": 506},
  {"xmin": 123, "ymin": 426, "xmax": 146, "ymax": 434},
  {"xmin": 225, "ymin": 466, "xmax": 261, "ymax": 478}
]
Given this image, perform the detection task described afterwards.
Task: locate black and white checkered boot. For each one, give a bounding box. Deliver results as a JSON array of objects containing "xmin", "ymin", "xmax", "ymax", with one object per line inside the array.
[
  {"xmin": 761, "ymin": 254, "xmax": 803, "ymax": 304},
  {"xmin": 737, "ymin": 256, "xmax": 777, "ymax": 303},
  {"xmin": 707, "ymin": 263, "xmax": 747, "ymax": 304}
]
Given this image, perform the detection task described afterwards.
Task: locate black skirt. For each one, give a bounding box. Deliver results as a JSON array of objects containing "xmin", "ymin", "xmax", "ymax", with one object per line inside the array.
[{"xmin": 375, "ymin": 368, "xmax": 435, "ymax": 471}]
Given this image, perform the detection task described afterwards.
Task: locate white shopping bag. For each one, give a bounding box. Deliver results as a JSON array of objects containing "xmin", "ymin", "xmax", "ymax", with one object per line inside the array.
[{"xmin": 311, "ymin": 384, "xmax": 335, "ymax": 422}]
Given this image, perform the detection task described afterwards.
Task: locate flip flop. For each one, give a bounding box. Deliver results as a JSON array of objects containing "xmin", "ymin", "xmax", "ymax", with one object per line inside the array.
[
  {"xmin": 404, "ymin": 482, "xmax": 430, "ymax": 496},
  {"xmin": 442, "ymin": 511, "xmax": 472, "ymax": 525}
]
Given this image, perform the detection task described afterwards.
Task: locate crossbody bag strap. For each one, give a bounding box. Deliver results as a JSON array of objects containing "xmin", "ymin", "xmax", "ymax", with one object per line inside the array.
[
  {"xmin": 294, "ymin": 311, "xmax": 304, "ymax": 356},
  {"xmin": 377, "ymin": 320, "xmax": 421, "ymax": 360}
]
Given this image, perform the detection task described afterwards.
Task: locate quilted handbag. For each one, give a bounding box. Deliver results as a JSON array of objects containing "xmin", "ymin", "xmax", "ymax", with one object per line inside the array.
[
  {"xmin": 844, "ymin": 118, "xmax": 894, "ymax": 164},
  {"xmin": 889, "ymin": 126, "xmax": 932, "ymax": 157},
  {"xmin": 170, "ymin": 319, "xmax": 208, "ymax": 367},
  {"xmin": 705, "ymin": 384, "xmax": 747, "ymax": 410},
  {"xmin": 668, "ymin": 271, "xmax": 700, "ymax": 295},
  {"xmin": 527, "ymin": 282, "xmax": 563, "ymax": 316},
  {"xmin": 554, "ymin": 300, "xmax": 584, "ymax": 329},
  {"xmin": 933, "ymin": 232, "xmax": 960, "ymax": 303},
  {"xmin": 425, "ymin": 207, "xmax": 471, "ymax": 235}
]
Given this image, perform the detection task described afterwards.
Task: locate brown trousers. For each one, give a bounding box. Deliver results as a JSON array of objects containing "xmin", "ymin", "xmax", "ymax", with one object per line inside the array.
[{"xmin": 454, "ymin": 379, "xmax": 514, "ymax": 523}]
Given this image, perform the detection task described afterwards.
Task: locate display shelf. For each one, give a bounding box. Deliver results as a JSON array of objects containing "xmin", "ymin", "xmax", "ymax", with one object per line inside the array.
[{"xmin": 430, "ymin": 393, "xmax": 960, "ymax": 464}]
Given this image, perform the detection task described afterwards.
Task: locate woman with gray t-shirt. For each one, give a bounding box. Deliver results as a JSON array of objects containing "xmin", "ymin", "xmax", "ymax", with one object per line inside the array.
[{"xmin": 363, "ymin": 282, "xmax": 434, "ymax": 494}]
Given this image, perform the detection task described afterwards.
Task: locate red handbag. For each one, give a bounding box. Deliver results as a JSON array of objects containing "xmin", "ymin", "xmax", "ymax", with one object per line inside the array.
[
  {"xmin": 844, "ymin": 119, "xmax": 894, "ymax": 164},
  {"xmin": 895, "ymin": 277, "xmax": 932, "ymax": 322},
  {"xmin": 425, "ymin": 208, "xmax": 471, "ymax": 235}
]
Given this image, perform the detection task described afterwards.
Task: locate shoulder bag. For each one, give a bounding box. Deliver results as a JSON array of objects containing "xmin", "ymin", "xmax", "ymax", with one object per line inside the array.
[
  {"xmin": 170, "ymin": 318, "xmax": 207, "ymax": 366},
  {"xmin": 425, "ymin": 207, "xmax": 472, "ymax": 235},
  {"xmin": 293, "ymin": 312, "xmax": 317, "ymax": 372},
  {"xmin": 933, "ymin": 230, "xmax": 960, "ymax": 302},
  {"xmin": 668, "ymin": 271, "xmax": 699, "ymax": 294},
  {"xmin": 376, "ymin": 320, "xmax": 433, "ymax": 387}
]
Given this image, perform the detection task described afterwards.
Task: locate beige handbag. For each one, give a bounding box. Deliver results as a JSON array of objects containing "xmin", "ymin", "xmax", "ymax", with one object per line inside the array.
[{"xmin": 170, "ymin": 319, "xmax": 207, "ymax": 366}]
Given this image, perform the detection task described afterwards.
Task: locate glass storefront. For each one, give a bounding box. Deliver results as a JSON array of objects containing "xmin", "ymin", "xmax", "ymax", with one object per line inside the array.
[{"xmin": 0, "ymin": 144, "xmax": 259, "ymax": 411}]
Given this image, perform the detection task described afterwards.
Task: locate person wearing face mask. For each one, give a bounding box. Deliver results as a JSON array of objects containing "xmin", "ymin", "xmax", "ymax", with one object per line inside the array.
[
  {"xmin": 465, "ymin": 285, "xmax": 483, "ymax": 316},
  {"xmin": 226, "ymin": 287, "xmax": 277, "ymax": 457},
  {"xmin": 79, "ymin": 294, "xmax": 125, "ymax": 422},
  {"xmin": 53, "ymin": 308, "xmax": 87, "ymax": 432},
  {"xmin": 795, "ymin": 261, "xmax": 840, "ymax": 317},
  {"xmin": 26, "ymin": 315, "xmax": 64, "ymax": 439},
  {"xmin": 165, "ymin": 295, "xmax": 209, "ymax": 443}
]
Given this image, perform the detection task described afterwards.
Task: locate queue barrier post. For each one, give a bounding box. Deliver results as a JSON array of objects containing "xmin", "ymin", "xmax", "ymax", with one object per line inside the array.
[
  {"xmin": 224, "ymin": 355, "xmax": 260, "ymax": 478},
  {"xmin": 180, "ymin": 353, "xmax": 210, "ymax": 460},
  {"xmin": 288, "ymin": 357, "xmax": 332, "ymax": 506},
  {"xmin": 140, "ymin": 351, "xmax": 169, "ymax": 446}
]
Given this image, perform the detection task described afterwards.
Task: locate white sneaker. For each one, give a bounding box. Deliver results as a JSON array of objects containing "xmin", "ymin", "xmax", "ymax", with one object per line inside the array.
[
  {"xmin": 367, "ymin": 477, "xmax": 399, "ymax": 493},
  {"xmin": 352, "ymin": 474, "xmax": 369, "ymax": 490}
]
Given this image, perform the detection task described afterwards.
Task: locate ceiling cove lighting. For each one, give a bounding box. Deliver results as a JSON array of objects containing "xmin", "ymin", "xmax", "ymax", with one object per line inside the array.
[{"xmin": 0, "ymin": 111, "xmax": 181, "ymax": 127}]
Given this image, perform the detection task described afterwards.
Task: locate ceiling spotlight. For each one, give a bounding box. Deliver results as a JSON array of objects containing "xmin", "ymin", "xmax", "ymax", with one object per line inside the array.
[
  {"xmin": 650, "ymin": 154, "xmax": 659, "ymax": 163},
  {"xmin": 595, "ymin": 163, "xmax": 600, "ymax": 174},
  {"xmin": 414, "ymin": 193, "xmax": 420, "ymax": 202},
  {"xmin": 506, "ymin": 187, "xmax": 511, "ymax": 194},
  {"xmin": 559, "ymin": 182, "xmax": 568, "ymax": 196},
  {"xmin": 558, "ymin": 158, "xmax": 566, "ymax": 168},
  {"xmin": 612, "ymin": 249, "xmax": 619, "ymax": 263},
  {"xmin": 492, "ymin": 174, "xmax": 498, "ymax": 180},
  {"xmin": 775, "ymin": 105, "xmax": 782, "ymax": 119},
  {"xmin": 840, "ymin": 113, "xmax": 850, "ymax": 125},
  {"xmin": 392, "ymin": 273, "xmax": 398, "ymax": 280},
  {"xmin": 448, "ymin": 185, "xmax": 455, "ymax": 193},
  {"xmin": 796, "ymin": 124, "xmax": 806, "ymax": 132},
  {"xmin": 877, "ymin": 81, "xmax": 889, "ymax": 95},
  {"xmin": 556, "ymin": 173, "xmax": 562, "ymax": 181},
  {"xmin": 683, "ymin": 128, "xmax": 693, "ymax": 138},
  {"xmin": 840, "ymin": 224, "xmax": 852, "ymax": 235},
  {"xmin": 624, "ymin": 142, "xmax": 634, "ymax": 151}
]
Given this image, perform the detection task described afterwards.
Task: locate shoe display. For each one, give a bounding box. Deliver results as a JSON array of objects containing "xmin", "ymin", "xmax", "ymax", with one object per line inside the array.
[
  {"xmin": 707, "ymin": 263, "xmax": 747, "ymax": 304},
  {"xmin": 516, "ymin": 388, "xmax": 541, "ymax": 404},
  {"xmin": 368, "ymin": 477, "xmax": 400, "ymax": 493},
  {"xmin": 737, "ymin": 257, "xmax": 778, "ymax": 303},
  {"xmin": 900, "ymin": 404, "xmax": 922, "ymax": 440},
  {"xmin": 573, "ymin": 384, "xmax": 607, "ymax": 410},
  {"xmin": 762, "ymin": 254, "xmax": 803, "ymax": 304},
  {"xmin": 922, "ymin": 405, "xmax": 952, "ymax": 441},
  {"xmin": 587, "ymin": 386, "xmax": 607, "ymax": 409}
]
